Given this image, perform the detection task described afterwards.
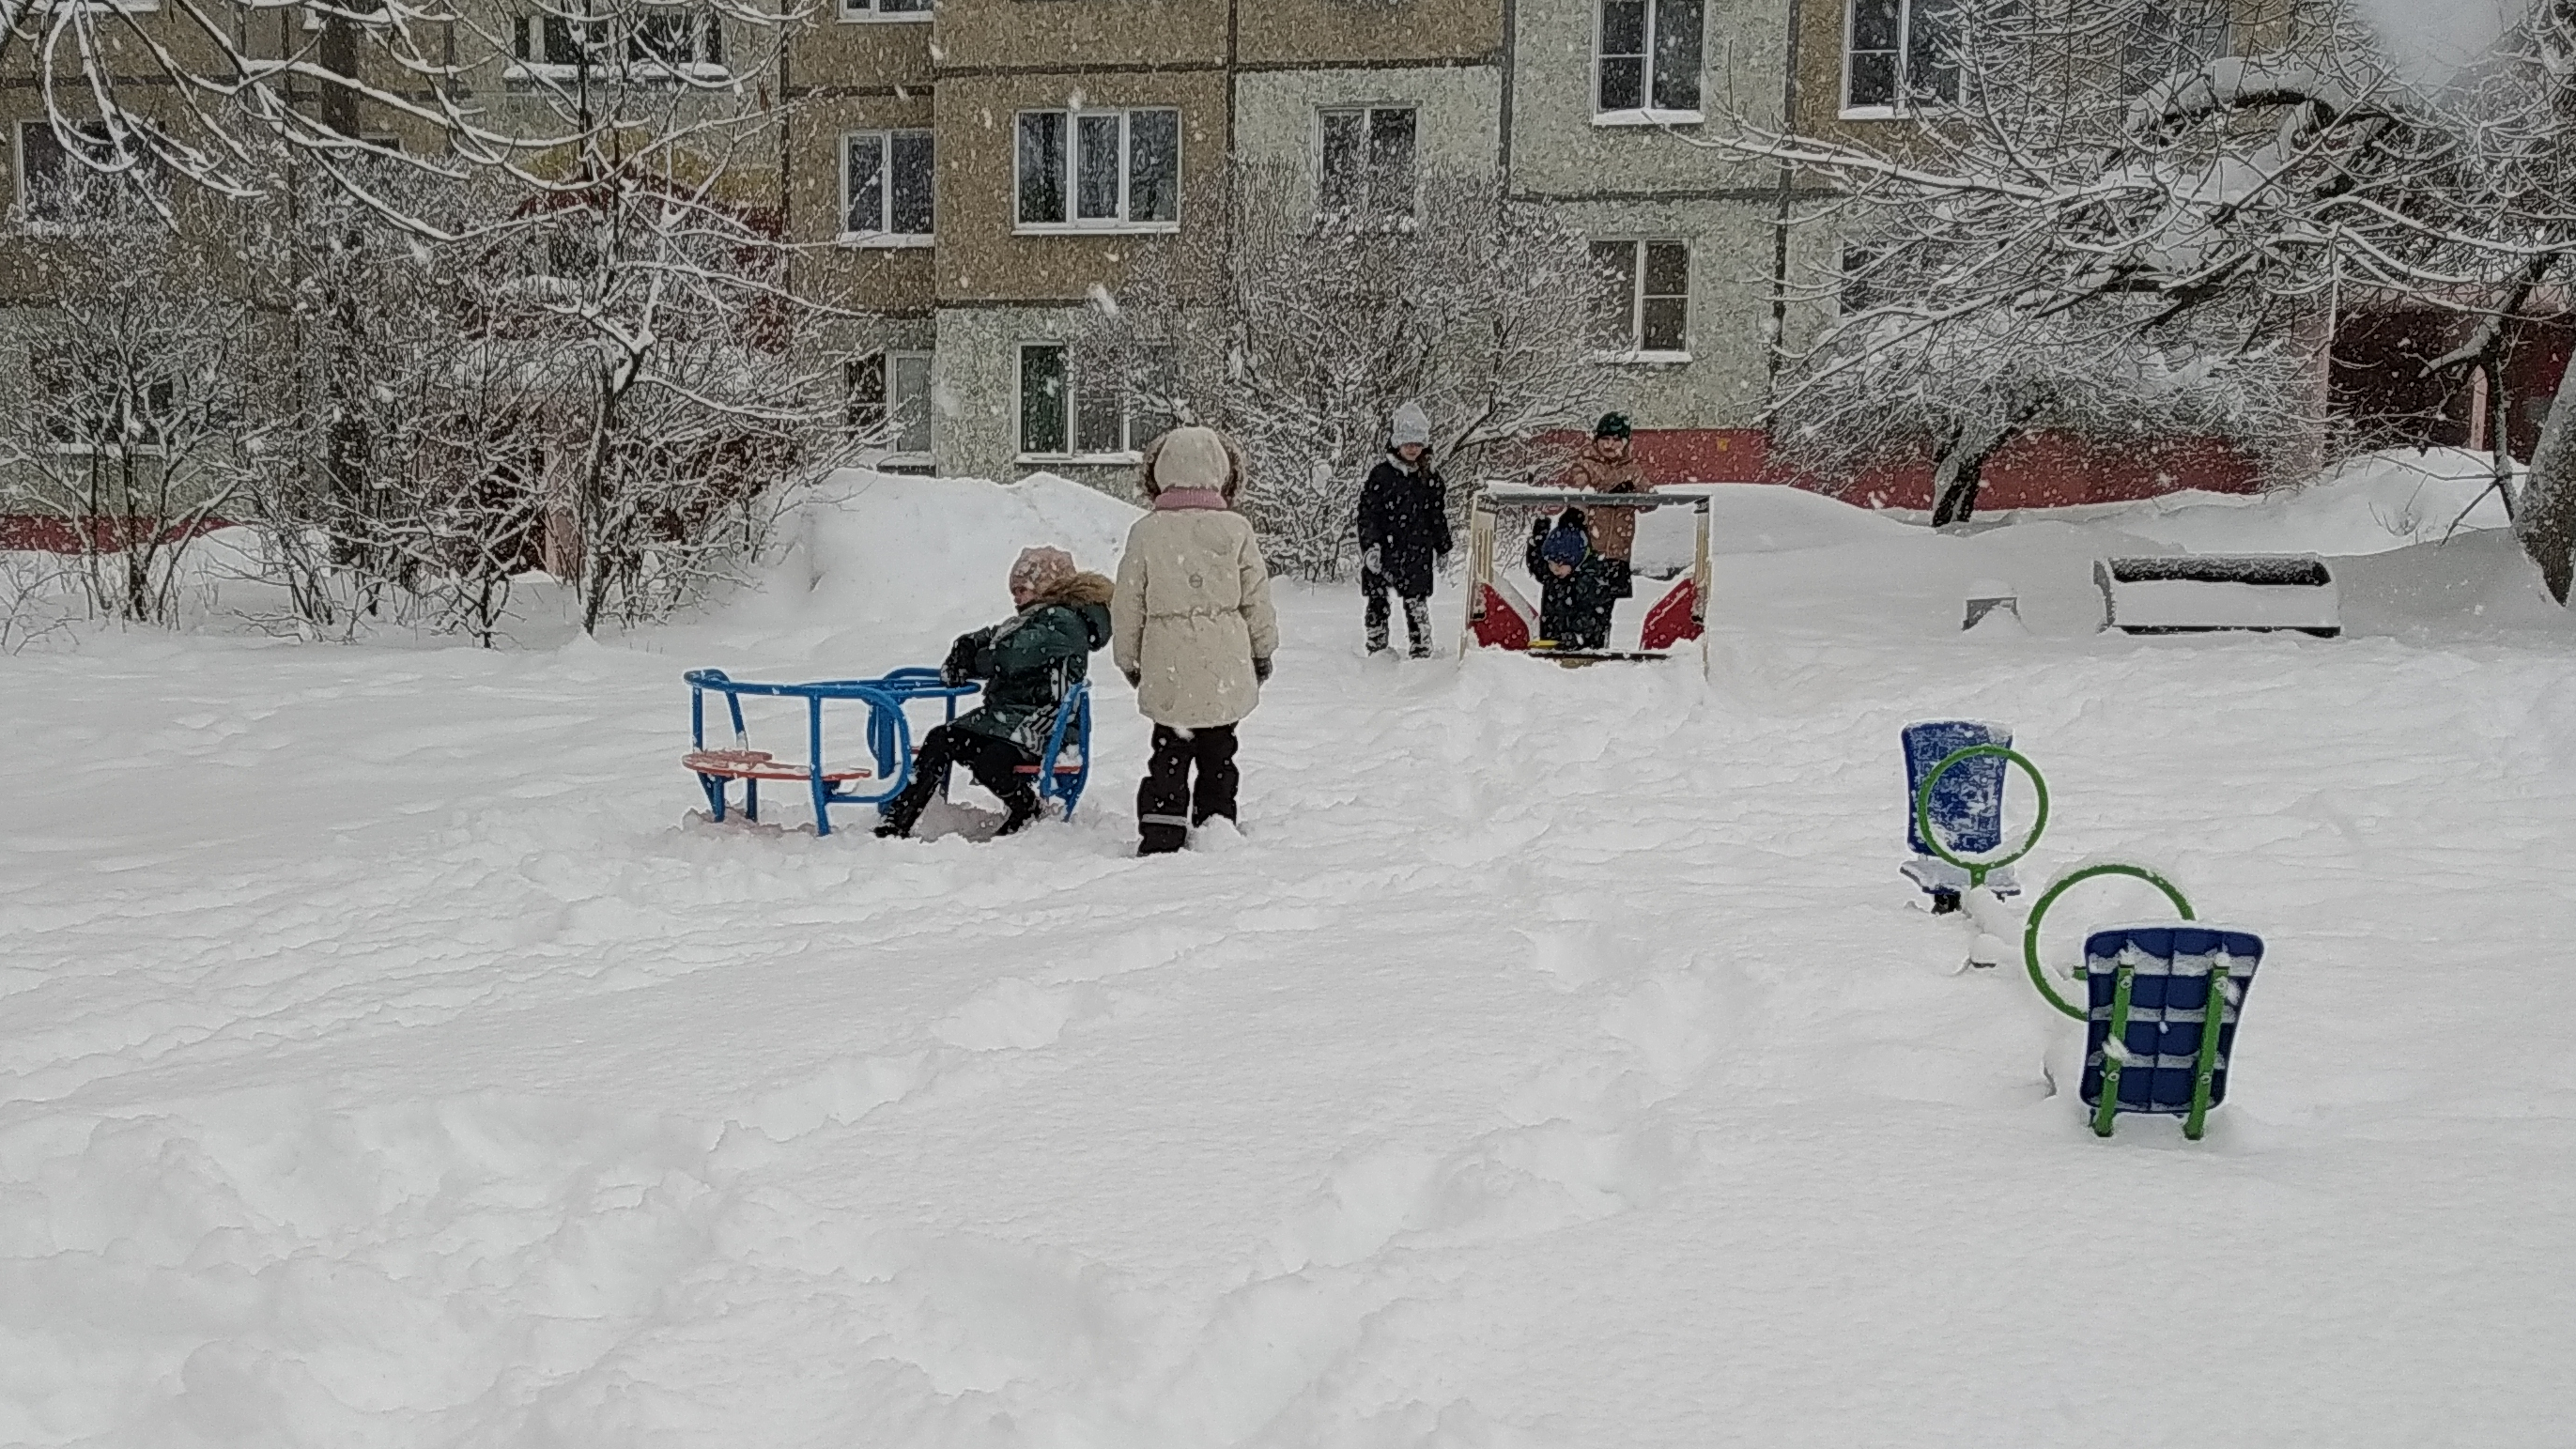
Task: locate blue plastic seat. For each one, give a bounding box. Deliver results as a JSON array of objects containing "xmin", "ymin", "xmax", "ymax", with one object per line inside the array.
[
  {"xmin": 2079, "ymin": 923, "xmax": 2263, "ymax": 1138},
  {"xmin": 1899, "ymin": 719, "xmax": 2020, "ymax": 899},
  {"xmin": 1008, "ymin": 681, "xmax": 1093, "ymax": 823}
]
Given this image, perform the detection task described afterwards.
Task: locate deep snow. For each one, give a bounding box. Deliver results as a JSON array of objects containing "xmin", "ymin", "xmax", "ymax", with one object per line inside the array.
[{"xmin": 5, "ymin": 462, "xmax": 2574, "ymax": 1447}]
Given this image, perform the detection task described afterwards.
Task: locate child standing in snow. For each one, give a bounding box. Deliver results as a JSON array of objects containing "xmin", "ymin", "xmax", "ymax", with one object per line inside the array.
[
  {"xmin": 1526, "ymin": 511, "xmax": 1622, "ymax": 652},
  {"xmin": 1559, "ymin": 412, "xmax": 1652, "ymax": 623},
  {"xmin": 1112, "ymin": 426, "xmax": 1280, "ymax": 857},
  {"xmin": 1356, "ymin": 401, "xmax": 1453, "ymax": 657},
  {"xmin": 875, "ymin": 547, "xmax": 1113, "ymax": 840}
]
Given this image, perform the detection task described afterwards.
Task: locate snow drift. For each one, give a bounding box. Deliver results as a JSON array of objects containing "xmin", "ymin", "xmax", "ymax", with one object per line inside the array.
[{"xmin": 4, "ymin": 455, "xmax": 2576, "ymax": 1448}]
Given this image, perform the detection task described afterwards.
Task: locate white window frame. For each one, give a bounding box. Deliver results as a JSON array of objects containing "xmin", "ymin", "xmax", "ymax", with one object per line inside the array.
[
  {"xmin": 841, "ymin": 130, "xmax": 934, "ymax": 248},
  {"xmin": 13, "ymin": 119, "xmax": 148, "ymax": 232},
  {"xmin": 1313, "ymin": 103, "xmax": 1419, "ymax": 224},
  {"xmin": 839, "ymin": 0, "xmax": 930, "ymax": 21},
  {"xmin": 32, "ymin": 351, "xmax": 174, "ymax": 457},
  {"xmin": 1593, "ymin": 0, "xmax": 1705, "ymax": 128},
  {"xmin": 1012, "ymin": 108, "xmax": 1181, "ymax": 236},
  {"xmin": 1840, "ymin": 0, "xmax": 1957, "ymax": 120},
  {"xmin": 1589, "ymin": 239, "xmax": 1692, "ymax": 364},
  {"xmin": 505, "ymin": 11, "xmax": 729, "ymax": 84},
  {"xmin": 1016, "ymin": 342, "xmax": 1173, "ymax": 463},
  {"xmin": 849, "ymin": 349, "xmax": 934, "ymax": 460}
]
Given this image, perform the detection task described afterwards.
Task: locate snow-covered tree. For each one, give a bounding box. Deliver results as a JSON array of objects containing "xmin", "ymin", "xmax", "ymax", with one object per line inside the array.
[
  {"xmin": 1782, "ymin": 255, "xmax": 2324, "ymax": 524},
  {"xmin": 1704, "ymin": 0, "xmax": 2576, "ymax": 595},
  {"xmin": 1080, "ymin": 166, "xmax": 1610, "ymax": 579},
  {"xmin": 216, "ymin": 90, "xmax": 867, "ymax": 642},
  {"xmin": 0, "ymin": 182, "xmax": 278, "ymax": 624},
  {"xmin": 0, "ymin": 0, "xmax": 797, "ymax": 231}
]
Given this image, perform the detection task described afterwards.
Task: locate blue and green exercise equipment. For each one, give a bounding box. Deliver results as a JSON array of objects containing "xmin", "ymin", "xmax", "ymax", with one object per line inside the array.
[{"xmin": 1901, "ymin": 721, "xmax": 2265, "ymax": 1140}]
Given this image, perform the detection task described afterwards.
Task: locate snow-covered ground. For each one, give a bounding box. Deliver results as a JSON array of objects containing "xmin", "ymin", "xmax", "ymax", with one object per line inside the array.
[{"xmin": 6, "ymin": 463, "xmax": 2574, "ymax": 1446}]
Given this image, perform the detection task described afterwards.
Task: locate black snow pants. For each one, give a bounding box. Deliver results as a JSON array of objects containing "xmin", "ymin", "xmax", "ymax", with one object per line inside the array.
[
  {"xmin": 1136, "ymin": 723, "xmax": 1239, "ymax": 855},
  {"xmin": 1363, "ymin": 571, "xmax": 1434, "ymax": 656},
  {"xmin": 879, "ymin": 724, "xmax": 1040, "ymax": 838}
]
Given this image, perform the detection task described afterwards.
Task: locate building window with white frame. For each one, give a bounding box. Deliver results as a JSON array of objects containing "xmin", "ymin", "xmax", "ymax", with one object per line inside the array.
[
  {"xmin": 1591, "ymin": 239, "xmax": 1690, "ymax": 359},
  {"xmin": 1843, "ymin": 0, "xmax": 1958, "ymax": 116},
  {"xmin": 841, "ymin": 0, "xmax": 928, "ymax": 19},
  {"xmin": 843, "ymin": 131, "xmax": 933, "ymax": 244},
  {"xmin": 847, "ymin": 351, "xmax": 933, "ymax": 458},
  {"xmin": 1597, "ymin": 0, "xmax": 1704, "ymax": 122},
  {"xmin": 1018, "ymin": 342, "xmax": 1177, "ymax": 460},
  {"xmin": 509, "ymin": 10, "xmax": 725, "ymax": 80},
  {"xmin": 32, "ymin": 347, "xmax": 174, "ymax": 455},
  {"xmin": 15, "ymin": 120, "xmax": 157, "ymax": 228},
  {"xmin": 1014, "ymin": 109, "xmax": 1180, "ymax": 232},
  {"xmin": 1317, "ymin": 105, "xmax": 1416, "ymax": 224}
]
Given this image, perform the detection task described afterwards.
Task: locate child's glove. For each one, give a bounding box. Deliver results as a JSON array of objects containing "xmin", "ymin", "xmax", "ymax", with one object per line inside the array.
[
  {"xmin": 1253, "ymin": 655, "xmax": 1273, "ymax": 683},
  {"xmin": 1122, "ymin": 667, "xmax": 1142, "ymax": 687},
  {"xmin": 1363, "ymin": 546, "xmax": 1383, "ymax": 576},
  {"xmin": 939, "ymin": 634, "xmax": 978, "ymax": 686}
]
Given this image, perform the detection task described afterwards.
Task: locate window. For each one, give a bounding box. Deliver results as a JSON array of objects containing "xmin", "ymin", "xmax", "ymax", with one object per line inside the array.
[
  {"xmin": 1838, "ymin": 242, "xmax": 1889, "ymax": 315},
  {"xmin": 1317, "ymin": 106, "xmax": 1416, "ymax": 224},
  {"xmin": 1018, "ymin": 343, "xmax": 1175, "ymax": 459},
  {"xmin": 1591, "ymin": 240, "xmax": 1689, "ymax": 359},
  {"xmin": 1843, "ymin": 0, "xmax": 1957, "ymax": 116},
  {"xmin": 1596, "ymin": 0, "xmax": 1704, "ymax": 121},
  {"xmin": 841, "ymin": 0, "xmax": 929, "ymax": 18},
  {"xmin": 33, "ymin": 349, "xmax": 174, "ymax": 455},
  {"xmin": 510, "ymin": 10, "xmax": 723, "ymax": 78},
  {"xmin": 15, "ymin": 120, "xmax": 152, "ymax": 227},
  {"xmin": 847, "ymin": 351, "xmax": 933, "ymax": 457},
  {"xmin": 628, "ymin": 8, "xmax": 722, "ymax": 68},
  {"xmin": 842, "ymin": 131, "xmax": 933, "ymax": 244},
  {"xmin": 1014, "ymin": 109, "xmax": 1180, "ymax": 232}
]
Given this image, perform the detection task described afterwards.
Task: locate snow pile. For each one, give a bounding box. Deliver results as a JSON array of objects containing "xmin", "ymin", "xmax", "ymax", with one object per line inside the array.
[
  {"xmin": 734, "ymin": 469, "xmax": 1141, "ymax": 642},
  {"xmin": 2033, "ymin": 447, "xmax": 2513, "ymax": 557},
  {"xmin": 8, "ymin": 461, "xmax": 2576, "ymax": 1446}
]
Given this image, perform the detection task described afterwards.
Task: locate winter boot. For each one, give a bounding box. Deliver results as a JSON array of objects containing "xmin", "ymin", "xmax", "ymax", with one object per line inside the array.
[
  {"xmin": 994, "ymin": 787, "xmax": 1043, "ymax": 838},
  {"xmin": 1365, "ymin": 590, "xmax": 1392, "ymax": 654},
  {"xmin": 1402, "ymin": 596, "xmax": 1433, "ymax": 658}
]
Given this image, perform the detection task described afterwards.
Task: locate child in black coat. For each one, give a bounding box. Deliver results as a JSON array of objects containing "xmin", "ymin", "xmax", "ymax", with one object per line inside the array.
[{"xmin": 1356, "ymin": 402, "xmax": 1454, "ymax": 657}]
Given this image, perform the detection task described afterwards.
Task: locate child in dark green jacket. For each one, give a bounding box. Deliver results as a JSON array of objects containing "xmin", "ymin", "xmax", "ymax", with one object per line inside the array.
[
  {"xmin": 1526, "ymin": 511, "xmax": 1623, "ymax": 652},
  {"xmin": 877, "ymin": 547, "xmax": 1113, "ymax": 840}
]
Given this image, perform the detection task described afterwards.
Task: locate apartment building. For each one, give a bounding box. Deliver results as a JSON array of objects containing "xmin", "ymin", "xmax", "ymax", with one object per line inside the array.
[
  {"xmin": 785, "ymin": 0, "xmax": 2232, "ymax": 495},
  {"xmin": 784, "ymin": 0, "xmax": 1513, "ymax": 487}
]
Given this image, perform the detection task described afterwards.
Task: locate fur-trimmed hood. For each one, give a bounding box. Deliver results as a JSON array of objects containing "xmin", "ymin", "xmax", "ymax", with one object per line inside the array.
[
  {"xmin": 1031, "ymin": 570, "xmax": 1115, "ymax": 609},
  {"xmin": 1138, "ymin": 427, "xmax": 1248, "ymax": 502}
]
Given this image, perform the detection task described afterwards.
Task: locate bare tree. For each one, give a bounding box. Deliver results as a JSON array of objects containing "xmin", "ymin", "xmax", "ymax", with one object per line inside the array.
[
  {"xmin": 0, "ymin": 0, "xmax": 805, "ymax": 235},
  {"xmin": 0, "ymin": 181, "xmax": 275, "ymax": 624},
  {"xmin": 1083, "ymin": 166, "xmax": 1610, "ymax": 579}
]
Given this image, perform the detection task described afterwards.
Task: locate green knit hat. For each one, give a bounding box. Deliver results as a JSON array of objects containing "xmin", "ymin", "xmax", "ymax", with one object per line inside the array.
[{"xmin": 1594, "ymin": 412, "xmax": 1632, "ymax": 440}]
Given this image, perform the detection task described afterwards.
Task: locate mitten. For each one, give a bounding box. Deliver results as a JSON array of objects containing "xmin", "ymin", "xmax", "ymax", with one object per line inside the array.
[{"xmin": 1253, "ymin": 655, "xmax": 1273, "ymax": 684}]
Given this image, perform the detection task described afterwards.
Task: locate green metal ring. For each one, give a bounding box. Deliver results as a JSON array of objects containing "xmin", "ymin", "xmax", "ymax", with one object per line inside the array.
[
  {"xmin": 2020, "ymin": 863, "xmax": 2195, "ymax": 1021},
  {"xmin": 1913, "ymin": 745, "xmax": 2050, "ymax": 887}
]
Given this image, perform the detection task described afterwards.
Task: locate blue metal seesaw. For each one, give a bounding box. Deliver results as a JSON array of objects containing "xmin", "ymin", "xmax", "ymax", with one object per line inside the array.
[
  {"xmin": 1901, "ymin": 719, "xmax": 2268, "ymax": 1140},
  {"xmin": 682, "ymin": 668, "xmax": 1093, "ymax": 836}
]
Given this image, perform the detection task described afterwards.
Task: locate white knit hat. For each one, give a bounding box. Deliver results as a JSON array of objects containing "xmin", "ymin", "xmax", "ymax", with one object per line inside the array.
[
  {"xmin": 1153, "ymin": 425, "xmax": 1231, "ymax": 493},
  {"xmin": 1390, "ymin": 401, "xmax": 1431, "ymax": 449}
]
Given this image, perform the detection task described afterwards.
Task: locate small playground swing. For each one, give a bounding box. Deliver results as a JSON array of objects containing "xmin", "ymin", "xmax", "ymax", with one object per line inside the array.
[
  {"xmin": 1459, "ymin": 485, "xmax": 1713, "ymax": 667},
  {"xmin": 1901, "ymin": 721, "xmax": 2267, "ymax": 1140},
  {"xmin": 682, "ymin": 668, "xmax": 1093, "ymax": 837}
]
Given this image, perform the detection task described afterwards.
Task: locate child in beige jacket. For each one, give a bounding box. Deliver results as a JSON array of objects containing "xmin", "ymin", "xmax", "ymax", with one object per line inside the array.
[{"xmin": 1111, "ymin": 426, "xmax": 1279, "ymax": 856}]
